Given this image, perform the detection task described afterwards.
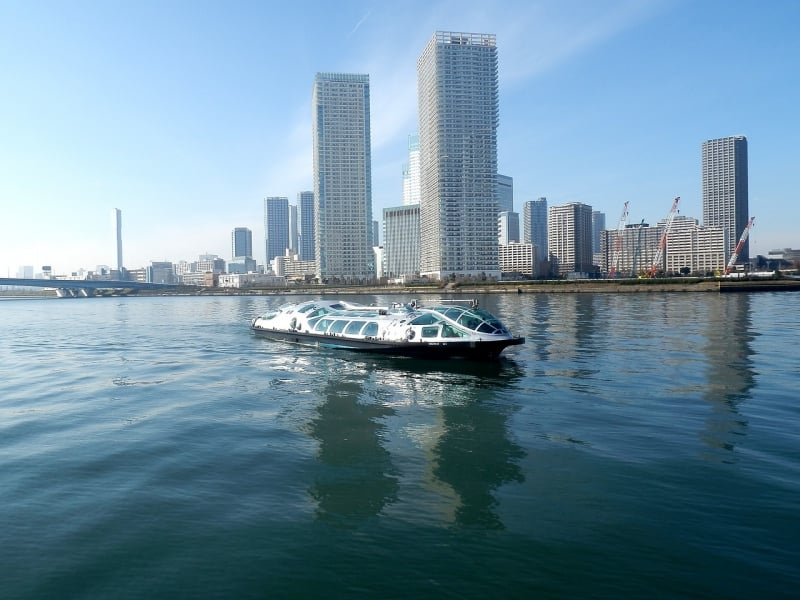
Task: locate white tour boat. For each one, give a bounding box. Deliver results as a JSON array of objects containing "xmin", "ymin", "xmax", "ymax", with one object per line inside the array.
[{"xmin": 250, "ymin": 299, "xmax": 524, "ymax": 359}]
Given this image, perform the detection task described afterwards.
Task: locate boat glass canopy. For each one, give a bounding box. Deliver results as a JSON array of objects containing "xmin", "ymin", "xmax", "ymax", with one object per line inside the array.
[{"xmin": 431, "ymin": 305, "xmax": 510, "ymax": 335}]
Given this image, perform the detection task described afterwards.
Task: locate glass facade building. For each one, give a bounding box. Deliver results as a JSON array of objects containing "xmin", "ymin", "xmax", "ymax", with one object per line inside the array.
[
  {"xmin": 592, "ymin": 210, "xmax": 606, "ymax": 254},
  {"xmin": 417, "ymin": 31, "xmax": 500, "ymax": 279},
  {"xmin": 402, "ymin": 133, "xmax": 421, "ymax": 206},
  {"xmin": 498, "ymin": 211, "xmax": 520, "ymax": 245},
  {"xmin": 312, "ymin": 72, "xmax": 374, "ymax": 282},
  {"xmin": 522, "ymin": 197, "xmax": 548, "ymax": 256},
  {"xmin": 296, "ymin": 191, "xmax": 315, "ymax": 262},
  {"xmin": 231, "ymin": 227, "xmax": 253, "ymax": 260},
  {"xmin": 264, "ymin": 197, "xmax": 289, "ymax": 266},
  {"xmin": 497, "ymin": 174, "xmax": 513, "ymax": 213},
  {"xmin": 288, "ymin": 205, "xmax": 298, "ymax": 255}
]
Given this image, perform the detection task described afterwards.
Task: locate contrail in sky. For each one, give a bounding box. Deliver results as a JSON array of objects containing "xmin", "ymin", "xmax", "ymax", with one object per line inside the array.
[{"xmin": 348, "ymin": 10, "xmax": 371, "ymax": 37}]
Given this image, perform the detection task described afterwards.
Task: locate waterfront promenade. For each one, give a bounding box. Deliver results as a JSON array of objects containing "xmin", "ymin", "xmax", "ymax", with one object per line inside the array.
[
  {"xmin": 3, "ymin": 276, "xmax": 799, "ymax": 298},
  {"xmin": 208, "ymin": 277, "xmax": 800, "ymax": 296}
]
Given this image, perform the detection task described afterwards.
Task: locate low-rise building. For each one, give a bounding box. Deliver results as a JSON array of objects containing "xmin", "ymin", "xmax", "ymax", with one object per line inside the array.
[
  {"xmin": 498, "ymin": 242, "xmax": 535, "ymax": 277},
  {"xmin": 218, "ymin": 273, "xmax": 286, "ymax": 288}
]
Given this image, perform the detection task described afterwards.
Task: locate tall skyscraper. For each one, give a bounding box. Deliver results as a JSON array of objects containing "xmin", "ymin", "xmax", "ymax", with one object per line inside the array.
[
  {"xmin": 592, "ymin": 210, "xmax": 606, "ymax": 254},
  {"xmin": 702, "ymin": 135, "xmax": 749, "ymax": 264},
  {"xmin": 264, "ymin": 196, "xmax": 289, "ymax": 267},
  {"xmin": 288, "ymin": 204, "xmax": 298, "ymax": 255},
  {"xmin": 231, "ymin": 227, "xmax": 253, "ymax": 259},
  {"xmin": 312, "ymin": 72, "xmax": 374, "ymax": 282},
  {"xmin": 522, "ymin": 197, "xmax": 548, "ymax": 254},
  {"xmin": 297, "ymin": 191, "xmax": 315, "ymax": 262},
  {"xmin": 498, "ymin": 174, "xmax": 513, "ymax": 213},
  {"xmin": 112, "ymin": 208, "xmax": 123, "ymax": 274},
  {"xmin": 417, "ymin": 31, "xmax": 500, "ymax": 280},
  {"xmin": 548, "ymin": 202, "xmax": 594, "ymax": 275},
  {"xmin": 402, "ymin": 133, "xmax": 421, "ymax": 206},
  {"xmin": 372, "ymin": 220, "xmax": 380, "ymax": 247}
]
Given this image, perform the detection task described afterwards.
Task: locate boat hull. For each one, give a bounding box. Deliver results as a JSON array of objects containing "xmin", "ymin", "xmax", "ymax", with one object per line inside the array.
[{"xmin": 251, "ymin": 327, "xmax": 524, "ymax": 360}]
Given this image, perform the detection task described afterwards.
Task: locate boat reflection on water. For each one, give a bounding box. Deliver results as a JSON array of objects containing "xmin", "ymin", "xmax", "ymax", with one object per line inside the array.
[
  {"xmin": 305, "ymin": 352, "xmax": 526, "ymax": 529},
  {"xmin": 307, "ymin": 375, "xmax": 399, "ymax": 526}
]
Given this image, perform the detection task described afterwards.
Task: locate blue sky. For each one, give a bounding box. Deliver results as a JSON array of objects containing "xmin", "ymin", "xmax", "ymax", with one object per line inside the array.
[{"xmin": 1, "ymin": 0, "xmax": 798, "ymax": 275}]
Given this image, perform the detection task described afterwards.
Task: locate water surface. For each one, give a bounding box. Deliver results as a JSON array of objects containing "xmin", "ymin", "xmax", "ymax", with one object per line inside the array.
[{"xmin": 1, "ymin": 292, "xmax": 798, "ymax": 598}]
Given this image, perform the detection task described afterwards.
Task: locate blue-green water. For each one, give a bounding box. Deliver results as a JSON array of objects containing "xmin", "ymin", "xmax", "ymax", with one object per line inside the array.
[{"xmin": 1, "ymin": 292, "xmax": 798, "ymax": 598}]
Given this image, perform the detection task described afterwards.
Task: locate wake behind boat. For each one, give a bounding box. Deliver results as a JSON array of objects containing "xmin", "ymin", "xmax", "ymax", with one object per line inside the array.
[{"xmin": 250, "ymin": 299, "xmax": 524, "ymax": 359}]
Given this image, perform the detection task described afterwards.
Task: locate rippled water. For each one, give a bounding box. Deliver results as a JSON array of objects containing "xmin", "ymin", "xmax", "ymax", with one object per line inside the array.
[{"xmin": 1, "ymin": 292, "xmax": 798, "ymax": 598}]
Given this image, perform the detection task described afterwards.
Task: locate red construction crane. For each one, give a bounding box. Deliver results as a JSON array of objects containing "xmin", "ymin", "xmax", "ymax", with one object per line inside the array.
[
  {"xmin": 647, "ymin": 196, "xmax": 680, "ymax": 277},
  {"xmin": 608, "ymin": 201, "xmax": 629, "ymax": 278},
  {"xmin": 724, "ymin": 217, "xmax": 755, "ymax": 275}
]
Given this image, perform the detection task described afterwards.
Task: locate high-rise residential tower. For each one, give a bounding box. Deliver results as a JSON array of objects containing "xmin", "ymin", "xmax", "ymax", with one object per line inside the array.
[
  {"xmin": 297, "ymin": 191, "xmax": 315, "ymax": 262},
  {"xmin": 417, "ymin": 31, "xmax": 500, "ymax": 280},
  {"xmin": 702, "ymin": 135, "xmax": 749, "ymax": 265},
  {"xmin": 548, "ymin": 202, "xmax": 594, "ymax": 275},
  {"xmin": 264, "ymin": 196, "xmax": 289, "ymax": 267},
  {"xmin": 312, "ymin": 72, "xmax": 374, "ymax": 282},
  {"xmin": 383, "ymin": 204, "xmax": 420, "ymax": 280}
]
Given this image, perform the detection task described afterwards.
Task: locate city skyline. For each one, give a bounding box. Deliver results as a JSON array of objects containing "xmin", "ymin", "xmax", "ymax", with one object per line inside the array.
[{"xmin": 1, "ymin": 1, "xmax": 798, "ymax": 275}]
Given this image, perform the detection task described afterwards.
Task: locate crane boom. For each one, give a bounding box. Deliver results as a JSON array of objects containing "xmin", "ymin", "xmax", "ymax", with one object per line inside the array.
[
  {"xmin": 647, "ymin": 196, "xmax": 680, "ymax": 277},
  {"xmin": 608, "ymin": 201, "xmax": 629, "ymax": 278},
  {"xmin": 724, "ymin": 217, "xmax": 755, "ymax": 275}
]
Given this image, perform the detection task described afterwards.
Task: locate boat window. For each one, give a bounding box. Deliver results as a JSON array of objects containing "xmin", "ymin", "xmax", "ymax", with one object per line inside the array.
[
  {"xmin": 307, "ymin": 307, "xmax": 330, "ymax": 319},
  {"xmin": 362, "ymin": 322, "xmax": 379, "ymax": 337},
  {"xmin": 344, "ymin": 320, "xmax": 367, "ymax": 335},
  {"xmin": 329, "ymin": 320, "xmax": 348, "ymax": 334},
  {"xmin": 259, "ymin": 310, "xmax": 279, "ymax": 321},
  {"xmin": 457, "ymin": 313, "xmax": 483, "ymax": 330},
  {"xmin": 297, "ymin": 304, "xmax": 317, "ymax": 313},
  {"xmin": 421, "ymin": 326, "xmax": 440, "ymax": 338},
  {"xmin": 409, "ymin": 313, "xmax": 441, "ymax": 326},
  {"xmin": 444, "ymin": 308, "xmax": 464, "ymax": 320},
  {"xmin": 489, "ymin": 320, "xmax": 508, "ymax": 333},
  {"xmin": 441, "ymin": 323, "xmax": 465, "ymax": 338},
  {"xmin": 314, "ymin": 318, "xmax": 334, "ymax": 332},
  {"xmin": 473, "ymin": 308, "xmax": 496, "ymax": 321},
  {"xmin": 478, "ymin": 322, "xmax": 497, "ymax": 334},
  {"xmin": 307, "ymin": 317, "xmax": 321, "ymax": 329}
]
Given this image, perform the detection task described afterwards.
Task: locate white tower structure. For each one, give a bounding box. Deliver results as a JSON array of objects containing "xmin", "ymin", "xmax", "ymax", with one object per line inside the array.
[{"xmin": 112, "ymin": 208, "xmax": 123, "ymax": 274}]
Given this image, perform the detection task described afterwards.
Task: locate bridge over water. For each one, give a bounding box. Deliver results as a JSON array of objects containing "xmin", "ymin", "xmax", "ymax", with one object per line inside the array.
[{"xmin": 0, "ymin": 278, "xmax": 193, "ymax": 297}]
